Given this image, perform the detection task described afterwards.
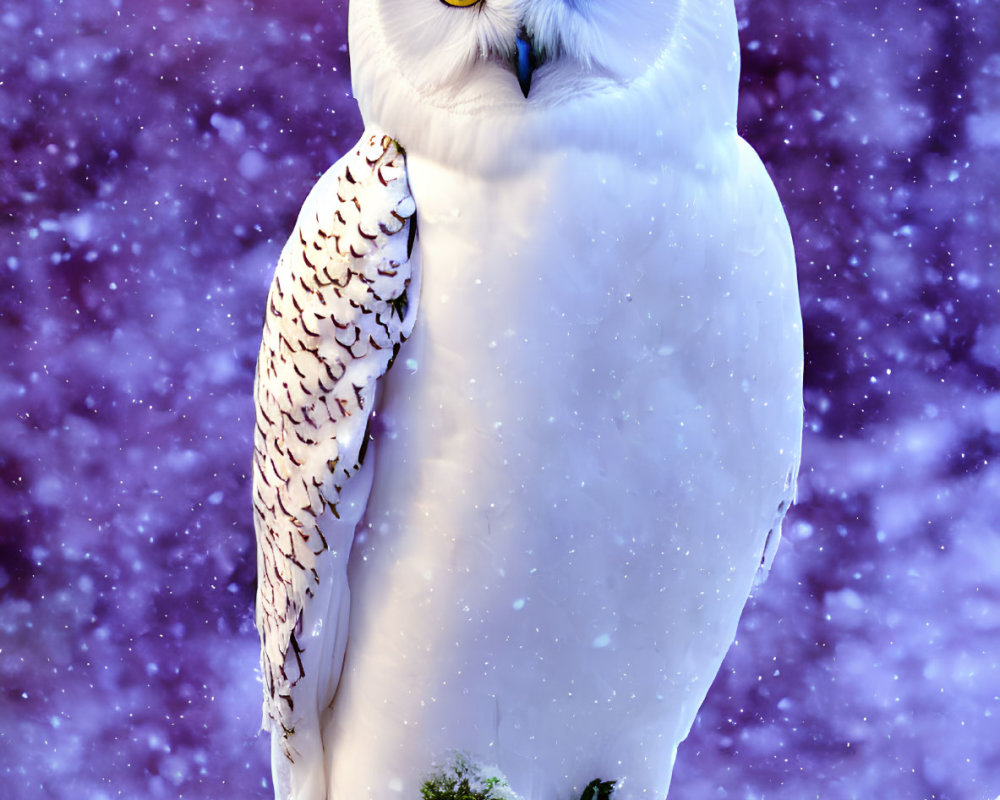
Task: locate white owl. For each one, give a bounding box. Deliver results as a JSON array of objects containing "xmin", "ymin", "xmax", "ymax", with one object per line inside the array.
[{"xmin": 252, "ymin": 1, "xmax": 803, "ymax": 799}]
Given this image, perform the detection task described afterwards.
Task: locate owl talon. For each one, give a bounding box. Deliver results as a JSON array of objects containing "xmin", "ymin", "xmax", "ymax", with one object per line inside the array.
[{"xmin": 580, "ymin": 779, "xmax": 616, "ymax": 800}]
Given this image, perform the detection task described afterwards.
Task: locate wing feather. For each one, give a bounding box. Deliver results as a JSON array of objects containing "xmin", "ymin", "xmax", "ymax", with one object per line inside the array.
[{"xmin": 252, "ymin": 131, "xmax": 417, "ymax": 793}]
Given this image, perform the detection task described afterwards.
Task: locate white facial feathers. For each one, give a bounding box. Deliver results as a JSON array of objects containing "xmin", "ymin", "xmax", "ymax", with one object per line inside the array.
[
  {"xmin": 374, "ymin": 1, "xmax": 523, "ymax": 91},
  {"xmin": 525, "ymin": 0, "xmax": 683, "ymax": 78},
  {"xmin": 367, "ymin": 0, "xmax": 683, "ymax": 92},
  {"xmin": 350, "ymin": 0, "xmax": 739, "ymax": 174}
]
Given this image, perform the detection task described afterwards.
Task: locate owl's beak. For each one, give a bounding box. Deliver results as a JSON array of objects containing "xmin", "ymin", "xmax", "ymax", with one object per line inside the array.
[{"xmin": 514, "ymin": 28, "xmax": 534, "ymax": 97}]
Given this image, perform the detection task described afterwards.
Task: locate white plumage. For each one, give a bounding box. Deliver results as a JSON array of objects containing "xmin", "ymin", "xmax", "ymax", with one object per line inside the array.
[
  {"xmin": 253, "ymin": 1, "xmax": 803, "ymax": 799},
  {"xmin": 253, "ymin": 134, "xmax": 417, "ymax": 798}
]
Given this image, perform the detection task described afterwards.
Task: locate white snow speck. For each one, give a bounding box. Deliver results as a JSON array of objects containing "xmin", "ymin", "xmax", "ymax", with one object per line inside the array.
[{"xmin": 238, "ymin": 150, "xmax": 267, "ymax": 181}]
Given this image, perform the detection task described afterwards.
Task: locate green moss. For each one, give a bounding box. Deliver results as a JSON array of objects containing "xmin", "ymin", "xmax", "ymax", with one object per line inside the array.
[
  {"xmin": 420, "ymin": 754, "xmax": 515, "ymax": 800},
  {"xmin": 420, "ymin": 754, "xmax": 616, "ymax": 800},
  {"xmin": 420, "ymin": 773, "xmax": 493, "ymax": 800}
]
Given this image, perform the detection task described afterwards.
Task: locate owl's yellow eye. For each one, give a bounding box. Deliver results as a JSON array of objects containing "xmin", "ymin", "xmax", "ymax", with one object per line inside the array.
[{"xmin": 439, "ymin": 0, "xmax": 482, "ymax": 7}]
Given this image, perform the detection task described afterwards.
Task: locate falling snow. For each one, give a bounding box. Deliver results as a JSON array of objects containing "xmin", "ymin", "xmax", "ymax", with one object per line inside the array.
[{"xmin": 1, "ymin": 1, "xmax": 998, "ymax": 799}]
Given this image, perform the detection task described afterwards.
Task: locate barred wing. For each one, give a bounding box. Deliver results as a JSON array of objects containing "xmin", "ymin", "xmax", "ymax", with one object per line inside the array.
[{"xmin": 252, "ymin": 131, "xmax": 417, "ymax": 795}]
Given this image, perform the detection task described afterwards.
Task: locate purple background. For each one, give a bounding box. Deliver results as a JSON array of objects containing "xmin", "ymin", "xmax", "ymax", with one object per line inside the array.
[{"xmin": 2, "ymin": 0, "xmax": 998, "ymax": 798}]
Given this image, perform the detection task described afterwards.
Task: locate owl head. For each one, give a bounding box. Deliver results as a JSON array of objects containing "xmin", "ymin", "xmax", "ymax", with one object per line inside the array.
[{"xmin": 349, "ymin": 0, "xmax": 740, "ymax": 173}]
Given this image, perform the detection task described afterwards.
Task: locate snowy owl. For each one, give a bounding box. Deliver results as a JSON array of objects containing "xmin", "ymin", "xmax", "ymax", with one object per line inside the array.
[{"xmin": 252, "ymin": 0, "xmax": 803, "ymax": 799}]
